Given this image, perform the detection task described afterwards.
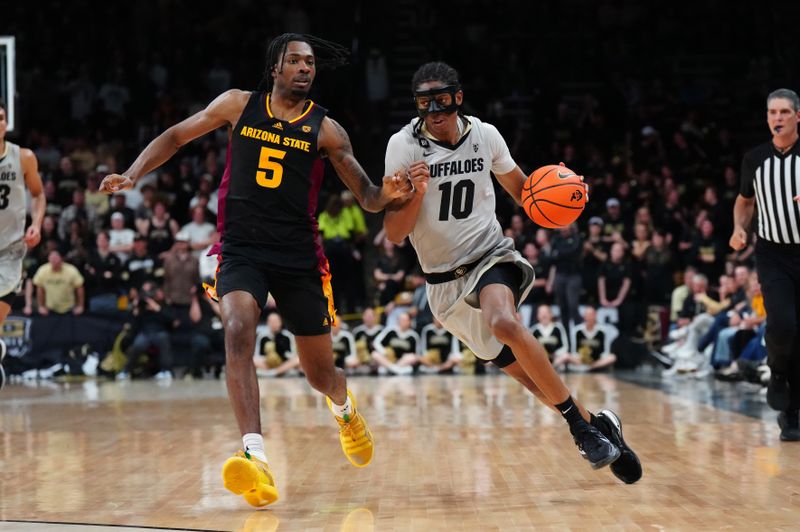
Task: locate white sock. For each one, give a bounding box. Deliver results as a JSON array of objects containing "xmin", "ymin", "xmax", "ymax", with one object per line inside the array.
[
  {"xmin": 242, "ymin": 433, "xmax": 268, "ymax": 463},
  {"xmin": 329, "ymin": 395, "xmax": 354, "ymax": 420}
]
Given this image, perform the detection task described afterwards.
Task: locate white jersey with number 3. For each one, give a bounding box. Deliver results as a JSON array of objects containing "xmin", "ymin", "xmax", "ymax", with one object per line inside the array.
[
  {"xmin": 0, "ymin": 142, "xmax": 26, "ymax": 251},
  {"xmin": 385, "ymin": 116, "xmax": 516, "ymax": 273}
]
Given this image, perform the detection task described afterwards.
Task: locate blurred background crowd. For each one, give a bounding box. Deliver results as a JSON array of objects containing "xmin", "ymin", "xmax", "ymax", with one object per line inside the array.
[{"xmin": 2, "ymin": 0, "xmax": 798, "ymax": 383}]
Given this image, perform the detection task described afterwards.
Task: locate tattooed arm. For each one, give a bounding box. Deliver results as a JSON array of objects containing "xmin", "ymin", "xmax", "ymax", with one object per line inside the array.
[{"xmin": 318, "ymin": 117, "xmax": 415, "ymax": 212}]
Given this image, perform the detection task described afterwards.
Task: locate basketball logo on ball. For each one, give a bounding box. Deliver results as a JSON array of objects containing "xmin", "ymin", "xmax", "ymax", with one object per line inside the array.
[{"xmin": 522, "ymin": 165, "xmax": 588, "ymax": 228}]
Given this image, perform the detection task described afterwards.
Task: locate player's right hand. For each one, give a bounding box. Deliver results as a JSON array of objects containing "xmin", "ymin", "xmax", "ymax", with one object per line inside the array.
[
  {"xmin": 99, "ymin": 174, "xmax": 134, "ymax": 194},
  {"xmin": 729, "ymin": 226, "xmax": 747, "ymax": 250}
]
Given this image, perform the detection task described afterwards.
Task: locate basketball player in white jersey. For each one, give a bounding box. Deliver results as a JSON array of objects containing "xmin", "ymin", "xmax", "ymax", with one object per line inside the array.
[
  {"xmin": 384, "ymin": 62, "xmax": 641, "ymax": 483},
  {"xmin": 0, "ymin": 100, "xmax": 46, "ymax": 389}
]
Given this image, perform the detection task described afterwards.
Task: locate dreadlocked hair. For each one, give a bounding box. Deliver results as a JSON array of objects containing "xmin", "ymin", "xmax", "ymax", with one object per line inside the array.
[
  {"xmin": 256, "ymin": 33, "xmax": 350, "ymax": 91},
  {"xmin": 411, "ymin": 62, "xmax": 460, "ymax": 93}
]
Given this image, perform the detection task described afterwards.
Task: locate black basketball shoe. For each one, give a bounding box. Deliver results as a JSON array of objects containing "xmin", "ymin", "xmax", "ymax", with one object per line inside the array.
[
  {"xmin": 767, "ymin": 373, "xmax": 791, "ymax": 411},
  {"xmin": 570, "ymin": 418, "xmax": 620, "ymax": 469},
  {"xmin": 596, "ymin": 410, "xmax": 643, "ymax": 484},
  {"xmin": 778, "ymin": 411, "xmax": 800, "ymax": 442}
]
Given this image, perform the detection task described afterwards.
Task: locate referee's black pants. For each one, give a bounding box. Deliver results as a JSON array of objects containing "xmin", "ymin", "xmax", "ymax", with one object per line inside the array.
[{"xmin": 756, "ymin": 240, "xmax": 800, "ymax": 408}]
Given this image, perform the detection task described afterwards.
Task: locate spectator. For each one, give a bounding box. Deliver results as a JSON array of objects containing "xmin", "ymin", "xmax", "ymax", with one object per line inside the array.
[
  {"xmin": 553, "ymin": 307, "xmax": 618, "ymax": 372},
  {"xmin": 122, "ymin": 236, "xmax": 161, "ymax": 292},
  {"xmin": 407, "ymin": 272, "xmax": 433, "ymax": 332},
  {"xmin": 670, "ymin": 266, "xmax": 697, "ymax": 322},
  {"xmin": 530, "ymin": 304, "xmax": 568, "ymax": 361},
  {"xmin": 187, "ymin": 284, "xmax": 225, "ymax": 378},
  {"xmin": 32, "ymin": 250, "xmax": 85, "ymax": 316},
  {"xmin": 372, "ymin": 312, "xmax": 420, "ymax": 375},
  {"xmin": 162, "ymin": 236, "xmax": 200, "ymax": 308},
  {"xmin": 519, "ymin": 243, "xmax": 550, "ymax": 326},
  {"xmin": 690, "ymin": 219, "xmax": 725, "ymax": 281},
  {"xmin": 548, "ymin": 223, "xmax": 583, "ymax": 327},
  {"xmin": 330, "ymin": 323, "xmax": 359, "ymax": 371},
  {"xmin": 373, "ymin": 238, "xmax": 406, "ymax": 307},
  {"xmin": 601, "ymin": 197, "xmax": 627, "ymax": 243},
  {"xmin": 419, "ymin": 318, "xmax": 462, "ymax": 374},
  {"xmin": 582, "ymin": 216, "xmax": 608, "ymax": 306},
  {"xmin": 352, "ymin": 308, "xmax": 384, "ymax": 367},
  {"xmin": 84, "ymin": 170, "xmax": 110, "ymax": 220},
  {"xmin": 108, "ymin": 212, "xmax": 136, "ymax": 262},
  {"xmin": 642, "ymin": 229, "xmax": 675, "ymax": 306},
  {"xmin": 120, "ymin": 280, "xmax": 176, "ymax": 380},
  {"xmin": 85, "ymin": 231, "xmax": 123, "ymax": 313},
  {"xmin": 58, "ymin": 188, "xmax": 94, "ymax": 241},
  {"xmin": 106, "ymin": 193, "xmax": 136, "ymax": 229},
  {"xmin": 138, "ymin": 200, "xmax": 180, "ymax": 259},
  {"xmin": 598, "ymin": 242, "xmax": 634, "ymax": 334},
  {"xmin": 179, "ymin": 205, "xmax": 217, "ymax": 256},
  {"xmin": 254, "ymin": 313, "xmax": 300, "ymax": 377},
  {"xmin": 52, "ymin": 156, "xmax": 83, "ymax": 207},
  {"xmin": 317, "ymin": 194, "xmax": 357, "ymax": 314}
]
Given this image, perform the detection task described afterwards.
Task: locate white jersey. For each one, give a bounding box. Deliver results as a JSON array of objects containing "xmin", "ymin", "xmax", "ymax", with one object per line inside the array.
[
  {"xmin": 0, "ymin": 142, "xmax": 26, "ymax": 250},
  {"xmin": 385, "ymin": 116, "xmax": 517, "ymax": 273}
]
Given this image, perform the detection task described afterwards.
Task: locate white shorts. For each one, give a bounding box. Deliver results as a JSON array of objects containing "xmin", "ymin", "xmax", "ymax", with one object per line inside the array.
[
  {"xmin": 426, "ymin": 241, "xmax": 534, "ymax": 361},
  {"xmin": 0, "ymin": 240, "xmax": 26, "ymax": 299}
]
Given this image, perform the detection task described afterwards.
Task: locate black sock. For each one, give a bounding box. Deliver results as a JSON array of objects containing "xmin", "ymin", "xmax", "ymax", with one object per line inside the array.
[{"xmin": 555, "ymin": 396, "xmax": 583, "ymax": 428}]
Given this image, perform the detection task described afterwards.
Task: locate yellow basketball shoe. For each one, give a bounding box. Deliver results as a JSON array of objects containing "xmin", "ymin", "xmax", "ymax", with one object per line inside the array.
[
  {"xmin": 222, "ymin": 450, "xmax": 279, "ymax": 507},
  {"xmin": 326, "ymin": 390, "xmax": 374, "ymax": 467}
]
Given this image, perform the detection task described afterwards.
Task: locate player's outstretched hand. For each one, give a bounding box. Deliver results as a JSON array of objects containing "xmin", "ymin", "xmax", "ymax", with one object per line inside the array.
[
  {"xmin": 99, "ymin": 174, "xmax": 134, "ymax": 194},
  {"xmin": 729, "ymin": 226, "xmax": 748, "ymax": 250}
]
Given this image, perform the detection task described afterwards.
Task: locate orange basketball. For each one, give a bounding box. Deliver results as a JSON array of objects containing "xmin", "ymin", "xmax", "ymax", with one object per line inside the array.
[{"xmin": 521, "ymin": 165, "xmax": 587, "ymax": 228}]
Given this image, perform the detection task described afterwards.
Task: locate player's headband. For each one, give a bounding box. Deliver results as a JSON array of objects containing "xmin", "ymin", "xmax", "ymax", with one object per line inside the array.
[{"xmin": 413, "ymin": 85, "xmax": 460, "ymax": 117}]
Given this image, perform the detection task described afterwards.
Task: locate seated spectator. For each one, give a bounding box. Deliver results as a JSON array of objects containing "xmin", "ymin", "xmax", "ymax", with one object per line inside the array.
[
  {"xmin": 253, "ymin": 313, "xmax": 300, "ymax": 377},
  {"xmin": 108, "ymin": 212, "xmax": 136, "ymax": 262},
  {"xmin": 689, "ymin": 219, "xmax": 725, "ymax": 282},
  {"xmin": 553, "ymin": 307, "xmax": 618, "ymax": 372},
  {"xmin": 85, "ymin": 231, "xmax": 123, "ymax": 313},
  {"xmin": 712, "ymin": 272, "xmax": 766, "ymax": 371},
  {"xmin": 32, "ymin": 250, "xmax": 85, "ymax": 316},
  {"xmin": 663, "ymin": 273, "xmax": 720, "ymax": 373},
  {"xmin": 670, "ymin": 266, "xmax": 696, "ymax": 323},
  {"xmin": 419, "ymin": 318, "xmax": 462, "ymax": 374},
  {"xmin": 407, "ymin": 272, "xmax": 433, "ymax": 332},
  {"xmin": 352, "ymin": 307, "xmax": 384, "ymax": 367},
  {"xmin": 372, "ymin": 311, "xmax": 420, "ymax": 375},
  {"xmin": 530, "ymin": 305, "xmax": 568, "ymax": 361},
  {"xmin": 180, "ymin": 205, "xmax": 217, "ymax": 257},
  {"xmin": 84, "ymin": 168, "xmax": 110, "ymax": 221},
  {"xmin": 119, "ymin": 280, "xmax": 176, "ymax": 380},
  {"xmin": 330, "ymin": 323, "xmax": 359, "ymax": 371}
]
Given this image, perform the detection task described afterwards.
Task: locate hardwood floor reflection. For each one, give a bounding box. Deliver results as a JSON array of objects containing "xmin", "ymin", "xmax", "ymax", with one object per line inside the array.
[{"xmin": 1, "ymin": 373, "xmax": 799, "ymax": 531}]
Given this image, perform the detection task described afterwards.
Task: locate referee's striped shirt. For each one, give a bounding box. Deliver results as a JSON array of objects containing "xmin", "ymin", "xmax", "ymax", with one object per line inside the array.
[{"xmin": 741, "ymin": 142, "xmax": 800, "ymax": 244}]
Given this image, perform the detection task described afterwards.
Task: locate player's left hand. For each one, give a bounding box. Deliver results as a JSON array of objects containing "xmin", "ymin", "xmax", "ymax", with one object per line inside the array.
[
  {"xmin": 407, "ymin": 160, "xmax": 430, "ymax": 194},
  {"xmin": 24, "ymin": 225, "xmax": 41, "ymax": 248},
  {"xmin": 794, "ymin": 194, "xmax": 800, "ymax": 203},
  {"xmin": 559, "ymin": 161, "xmax": 589, "ymax": 201}
]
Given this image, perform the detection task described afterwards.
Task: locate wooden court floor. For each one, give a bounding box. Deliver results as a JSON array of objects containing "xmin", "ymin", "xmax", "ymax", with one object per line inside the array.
[{"xmin": 1, "ymin": 373, "xmax": 799, "ymax": 531}]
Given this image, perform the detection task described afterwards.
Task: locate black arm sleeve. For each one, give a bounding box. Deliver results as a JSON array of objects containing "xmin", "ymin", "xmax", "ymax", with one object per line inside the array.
[{"xmin": 740, "ymin": 152, "xmax": 756, "ymax": 198}]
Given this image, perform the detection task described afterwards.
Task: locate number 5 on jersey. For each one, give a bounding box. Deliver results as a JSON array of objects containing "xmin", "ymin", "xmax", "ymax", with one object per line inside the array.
[{"xmin": 256, "ymin": 147, "xmax": 287, "ymax": 188}]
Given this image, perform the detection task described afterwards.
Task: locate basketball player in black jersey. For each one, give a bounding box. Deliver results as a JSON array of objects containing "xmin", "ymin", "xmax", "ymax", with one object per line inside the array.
[{"xmin": 100, "ymin": 34, "xmax": 424, "ymax": 507}]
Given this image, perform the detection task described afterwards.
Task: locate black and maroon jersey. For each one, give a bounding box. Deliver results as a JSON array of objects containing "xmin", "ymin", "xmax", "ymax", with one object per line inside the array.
[{"xmin": 214, "ymin": 91, "xmax": 329, "ymax": 269}]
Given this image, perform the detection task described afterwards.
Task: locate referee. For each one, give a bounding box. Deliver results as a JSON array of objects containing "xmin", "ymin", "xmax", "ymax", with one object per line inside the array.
[{"xmin": 730, "ymin": 88, "xmax": 800, "ymax": 441}]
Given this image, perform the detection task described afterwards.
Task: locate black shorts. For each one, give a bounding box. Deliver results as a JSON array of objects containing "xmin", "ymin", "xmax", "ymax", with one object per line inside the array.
[
  {"xmin": 211, "ymin": 251, "xmax": 335, "ymax": 336},
  {"xmin": 475, "ymin": 262, "xmax": 523, "ymax": 306}
]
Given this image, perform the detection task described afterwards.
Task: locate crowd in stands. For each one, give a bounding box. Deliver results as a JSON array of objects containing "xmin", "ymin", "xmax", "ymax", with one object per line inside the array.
[{"xmin": 4, "ymin": 0, "xmax": 796, "ymax": 386}]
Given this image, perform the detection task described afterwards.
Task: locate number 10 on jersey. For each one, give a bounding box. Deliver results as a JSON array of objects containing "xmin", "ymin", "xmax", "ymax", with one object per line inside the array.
[
  {"xmin": 256, "ymin": 147, "xmax": 287, "ymax": 188},
  {"xmin": 438, "ymin": 180, "xmax": 474, "ymax": 220}
]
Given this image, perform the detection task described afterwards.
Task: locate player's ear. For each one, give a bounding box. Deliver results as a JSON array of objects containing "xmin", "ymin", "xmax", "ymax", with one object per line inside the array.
[{"xmin": 456, "ymin": 90, "xmax": 463, "ymax": 106}]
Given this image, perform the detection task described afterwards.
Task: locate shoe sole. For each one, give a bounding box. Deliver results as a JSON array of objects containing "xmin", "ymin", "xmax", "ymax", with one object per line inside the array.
[
  {"xmin": 598, "ymin": 409, "xmax": 643, "ymax": 483},
  {"xmin": 222, "ymin": 457, "xmax": 279, "ymax": 507}
]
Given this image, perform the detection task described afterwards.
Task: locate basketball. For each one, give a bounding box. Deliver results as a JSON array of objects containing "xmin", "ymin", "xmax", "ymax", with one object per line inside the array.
[{"xmin": 521, "ymin": 165, "xmax": 587, "ymax": 228}]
